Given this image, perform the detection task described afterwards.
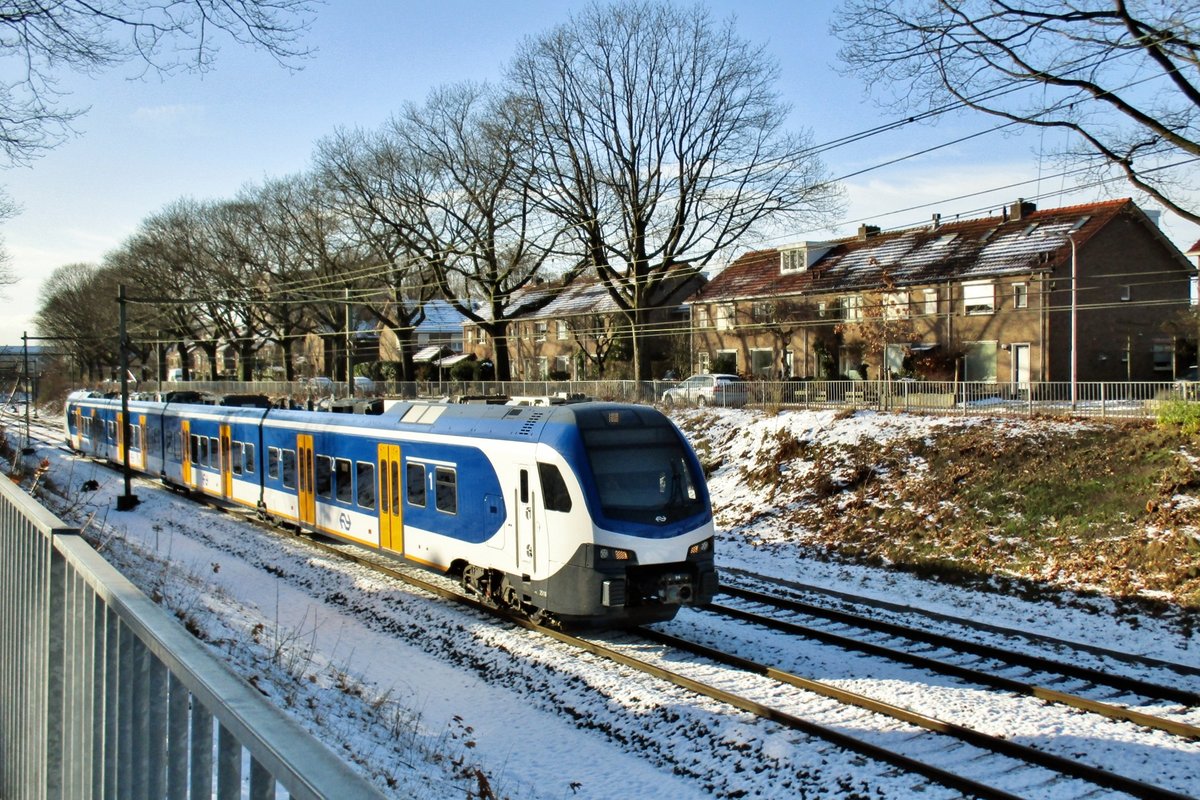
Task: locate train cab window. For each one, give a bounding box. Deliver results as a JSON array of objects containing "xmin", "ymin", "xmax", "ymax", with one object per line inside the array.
[
  {"xmin": 243, "ymin": 443, "xmax": 255, "ymax": 474},
  {"xmin": 435, "ymin": 467, "xmax": 457, "ymax": 515},
  {"xmin": 335, "ymin": 459, "xmax": 353, "ymax": 504},
  {"xmin": 231, "ymin": 442, "xmax": 243, "ymax": 475},
  {"xmin": 538, "ymin": 463, "xmax": 573, "ymax": 513},
  {"xmin": 315, "ymin": 455, "xmax": 333, "ymax": 499},
  {"xmin": 268, "ymin": 447, "xmax": 281, "ymax": 479},
  {"xmin": 406, "ymin": 463, "xmax": 426, "ymax": 507},
  {"xmin": 356, "ymin": 462, "xmax": 375, "ymax": 509},
  {"xmin": 281, "ymin": 449, "xmax": 297, "ymax": 489}
]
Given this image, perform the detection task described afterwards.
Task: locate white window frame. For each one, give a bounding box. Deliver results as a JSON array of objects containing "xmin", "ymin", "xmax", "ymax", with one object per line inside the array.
[
  {"xmin": 883, "ymin": 291, "xmax": 909, "ymax": 320},
  {"xmin": 924, "ymin": 288, "xmax": 938, "ymax": 317},
  {"xmin": 962, "ymin": 281, "xmax": 995, "ymax": 315},
  {"xmin": 1013, "ymin": 283, "xmax": 1028, "ymax": 309},
  {"xmin": 781, "ymin": 248, "xmax": 807, "ymax": 274},
  {"xmin": 842, "ymin": 294, "xmax": 863, "ymax": 322},
  {"xmin": 715, "ymin": 304, "xmax": 736, "ymax": 331}
]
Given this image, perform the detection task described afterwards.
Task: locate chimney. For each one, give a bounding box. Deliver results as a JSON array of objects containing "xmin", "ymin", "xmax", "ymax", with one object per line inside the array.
[
  {"xmin": 931, "ymin": 213, "xmax": 941, "ymax": 230},
  {"xmin": 858, "ymin": 224, "xmax": 880, "ymax": 241},
  {"xmin": 1010, "ymin": 198, "xmax": 1037, "ymax": 221}
]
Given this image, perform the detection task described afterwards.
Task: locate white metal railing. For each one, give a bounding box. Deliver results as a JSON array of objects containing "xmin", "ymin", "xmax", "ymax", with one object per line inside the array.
[
  {"xmin": 0, "ymin": 475, "xmax": 385, "ymax": 800},
  {"xmin": 113, "ymin": 378, "xmax": 1199, "ymax": 419}
]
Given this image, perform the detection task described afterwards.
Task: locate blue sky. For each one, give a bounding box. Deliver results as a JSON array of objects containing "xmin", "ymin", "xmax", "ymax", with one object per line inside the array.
[{"xmin": 2, "ymin": 0, "xmax": 1195, "ymax": 347}]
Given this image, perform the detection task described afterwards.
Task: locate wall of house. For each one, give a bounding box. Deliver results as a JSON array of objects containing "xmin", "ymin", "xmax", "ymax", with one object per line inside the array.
[{"xmin": 1047, "ymin": 215, "xmax": 1192, "ymax": 382}]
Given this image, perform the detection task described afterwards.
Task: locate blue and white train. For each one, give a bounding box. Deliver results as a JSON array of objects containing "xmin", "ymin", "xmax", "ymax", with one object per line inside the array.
[{"xmin": 64, "ymin": 392, "xmax": 719, "ymax": 625}]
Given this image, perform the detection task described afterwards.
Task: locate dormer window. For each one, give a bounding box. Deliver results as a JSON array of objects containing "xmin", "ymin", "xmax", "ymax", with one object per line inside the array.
[
  {"xmin": 780, "ymin": 242, "xmax": 831, "ymax": 274},
  {"xmin": 781, "ymin": 248, "xmax": 807, "ymax": 274}
]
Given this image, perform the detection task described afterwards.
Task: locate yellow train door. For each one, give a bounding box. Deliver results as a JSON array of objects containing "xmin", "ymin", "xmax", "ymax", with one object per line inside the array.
[
  {"xmin": 298, "ymin": 434, "xmax": 316, "ymax": 528},
  {"xmin": 378, "ymin": 444, "xmax": 402, "ymax": 553},
  {"xmin": 181, "ymin": 420, "xmax": 192, "ymax": 486},
  {"xmin": 72, "ymin": 408, "xmax": 83, "ymax": 449},
  {"xmin": 219, "ymin": 424, "xmax": 233, "ymax": 500},
  {"xmin": 136, "ymin": 414, "xmax": 147, "ymax": 471},
  {"xmin": 116, "ymin": 411, "xmax": 125, "ymax": 463}
]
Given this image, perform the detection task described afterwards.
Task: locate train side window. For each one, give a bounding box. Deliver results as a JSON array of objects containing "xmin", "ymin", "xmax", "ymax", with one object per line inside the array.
[
  {"xmin": 435, "ymin": 467, "xmax": 457, "ymax": 515},
  {"xmin": 231, "ymin": 442, "xmax": 243, "ymax": 475},
  {"xmin": 197, "ymin": 436, "xmax": 208, "ymax": 467},
  {"xmin": 129, "ymin": 425, "xmax": 141, "ymax": 452},
  {"xmin": 315, "ymin": 455, "xmax": 333, "ymax": 499},
  {"xmin": 243, "ymin": 443, "xmax": 255, "ymax": 474},
  {"xmin": 406, "ymin": 463, "xmax": 426, "ymax": 507},
  {"xmin": 281, "ymin": 449, "xmax": 297, "ymax": 489},
  {"xmin": 335, "ymin": 458, "xmax": 353, "ymax": 503},
  {"xmin": 268, "ymin": 447, "xmax": 280, "ymax": 480},
  {"xmin": 538, "ymin": 463, "xmax": 573, "ymax": 513},
  {"xmin": 356, "ymin": 462, "xmax": 375, "ymax": 509},
  {"xmin": 209, "ymin": 437, "xmax": 220, "ymax": 469}
]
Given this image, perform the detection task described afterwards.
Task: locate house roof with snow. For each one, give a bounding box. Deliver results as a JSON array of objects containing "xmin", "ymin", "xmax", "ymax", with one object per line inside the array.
[{"xmin": 694, "ymin": 198, "xmax": 1188, "ymax": 303}]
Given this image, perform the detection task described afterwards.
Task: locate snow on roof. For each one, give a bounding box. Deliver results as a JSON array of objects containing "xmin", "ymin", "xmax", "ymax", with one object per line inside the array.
[
  {"xmin": 414, "ymin": 299, "xmax": 467, "ymax": 332},
  {"xmin": 696, "ymin": 198, "xmax": 1146, "ymax": 302}
]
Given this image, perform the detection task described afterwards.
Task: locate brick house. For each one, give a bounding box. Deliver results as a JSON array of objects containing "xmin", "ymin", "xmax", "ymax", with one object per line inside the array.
[
  {"xmin": 464, "ymin": 272, "xmax": 703, "ymax": 380},
  {"xmin": 689, "ymin": 198, "xmax": 1194, "ymax": 384}
]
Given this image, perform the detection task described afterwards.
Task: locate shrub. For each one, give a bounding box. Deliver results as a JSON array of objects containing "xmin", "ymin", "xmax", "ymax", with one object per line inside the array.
[{"xmin": 1156, "ymin": 399, "xmax": 1200, "ymax": 434}]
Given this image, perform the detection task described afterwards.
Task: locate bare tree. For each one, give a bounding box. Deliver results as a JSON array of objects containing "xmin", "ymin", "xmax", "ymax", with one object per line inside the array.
[
  {"xmin": 317, "ymin": 83, "xmax": 572, "ymax": 381},
  {"xmin": 35, "ymin": 262, "xmax": 123, "ymax": 381},
  {"xmin": 833, "ymin": 0, "xmax": 1200, "ymax": 224},
  {"xmin": 0, "ymin": 0, "xmax": 316, "ymax": 166},
  {"xmin": 510, "ymin": 0, "xmax": 843, "ymax": 380}
]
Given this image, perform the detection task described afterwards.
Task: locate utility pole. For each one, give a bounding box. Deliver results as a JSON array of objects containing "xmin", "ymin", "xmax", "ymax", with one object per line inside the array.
[
  {"xmin": 21, "ymin": 332, "xmax": 33, "ymax": 455},
  {"xmin": 117, "ymin": 284, "xmax": 139, "ymax": 511}
]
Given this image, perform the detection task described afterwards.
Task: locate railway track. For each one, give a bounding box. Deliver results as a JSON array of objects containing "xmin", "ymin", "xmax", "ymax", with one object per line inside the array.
[{"xmin": 14, "ymin": 410, "xmax": 1200, "ymax": 799}]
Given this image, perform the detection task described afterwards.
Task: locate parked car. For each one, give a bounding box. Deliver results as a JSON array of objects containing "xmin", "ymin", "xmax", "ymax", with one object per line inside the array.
[
  {"xmin": 353, "ymin": 376, "xmax": 376, "ymax": 394},
  {"xmin": 661, "ymin": 373, "xmax": 749, "ymax": 407},
  {"xmin": 306, "ymin": 376, "xmax": 335, "ymax": 393}
]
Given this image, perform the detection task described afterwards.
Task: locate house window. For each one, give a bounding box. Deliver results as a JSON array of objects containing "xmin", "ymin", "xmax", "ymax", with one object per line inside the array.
[
  {"xmin": 534, "ymin": 322, "xmax": 548, "ymax": 342},
  {"xmin": 781, "ymin": 248, "xmax": 807, "ymax": 274},
  {"xmin": 1120, "ymin": 285, "xmax": 1132, "ymax": 301},
  {"xmin": 842, "ymin": 295, "xmax": 863, "ymax": 322},
  {"xmin": 698, "ymin": 351, "xmax": 711, "ymax": 373},
  {"xmin": 1013, "ymin": 283, "xmax": 1028, "ymax": 309},
  {"xmin": 964, "ymin": 341, "xmax": 998, "ymax": 382},
  {"xmin": 716, "ymin": 304, "xmax": 736, "ymax": 331},
  {"xmin": 750, "ymin": 349, "xmax": 774, "ymax": 378},
  {"xmin": 962, "ymin": 281, "xmax": 995, "ymax": 315},
  {"xmin": 557, "ymin": 320, "xmax": 569, "ymax": 340},
  {"xmin": 884, "ymin": 344, "xmax": 907, "ymax": 377},
  {"xmin": 752, "ymin": 302, "xmax": 773, "ymax": 323},
  {"xmin": 883, "ymin": 291, "xmax": 909, "ymax": 319},
  {"xmin": 924, "ymin": 289, "xmax": 938, "ymax": 316},
  {"xmin": 554, "ymin": 355, "xmax": 571, "ymax": 376},
  {"xmin": 695, "ymin": 306, "xmax": 711, "ymax": 328},
  {"xmin": 1153, "ymin": 343, "xmax": 1174, "ymax": 372},
  {"xmin": 817, "ymin": 301, "xmax": 828, "ymax": 318}
]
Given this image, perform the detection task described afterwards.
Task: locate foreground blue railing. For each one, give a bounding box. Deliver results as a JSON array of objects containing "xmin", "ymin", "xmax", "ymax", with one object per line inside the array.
[{"xmin": 0, "ymin": 474, "xmax": 385, "ymax": 800}]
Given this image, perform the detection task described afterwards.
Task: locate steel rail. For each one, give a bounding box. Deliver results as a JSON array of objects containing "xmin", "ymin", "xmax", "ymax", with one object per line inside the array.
[
  {"xmin": 722, "ymin": 566, "xmax": 1200, "ymax": 680},
  {"xmin": 721, "ymin": 583, "xmax": 1200, "ymax": 706},
  {"xmin": 708, "ymin": 599, "xmax": 1200, "ymax": 740},
  {"xmin": 639, "ymin": 627, "xmax": 1196, "ymax": 800}
]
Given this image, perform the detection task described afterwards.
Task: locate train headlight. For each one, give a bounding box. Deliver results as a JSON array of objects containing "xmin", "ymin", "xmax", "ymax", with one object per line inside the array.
[{"xmin": 688, "ymin": 538, "xmax": 714, "ymax": 556}]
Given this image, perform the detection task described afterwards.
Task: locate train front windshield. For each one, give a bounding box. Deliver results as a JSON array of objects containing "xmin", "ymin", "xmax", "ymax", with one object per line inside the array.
[{"xmin": 581, "ymin": 417, "xmax": 706, "ymax": 525}]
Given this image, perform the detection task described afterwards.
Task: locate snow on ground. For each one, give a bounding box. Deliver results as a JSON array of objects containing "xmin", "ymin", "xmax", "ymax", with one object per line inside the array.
[{"xmin": 6, "ymin": 406, "xmax": 1200, "ymax": 798}]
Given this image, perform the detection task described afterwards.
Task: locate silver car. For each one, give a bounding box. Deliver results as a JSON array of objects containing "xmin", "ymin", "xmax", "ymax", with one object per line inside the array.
[{"xmin": 661, "ymin": 373, "xmax": 749, "ymax": 407}]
